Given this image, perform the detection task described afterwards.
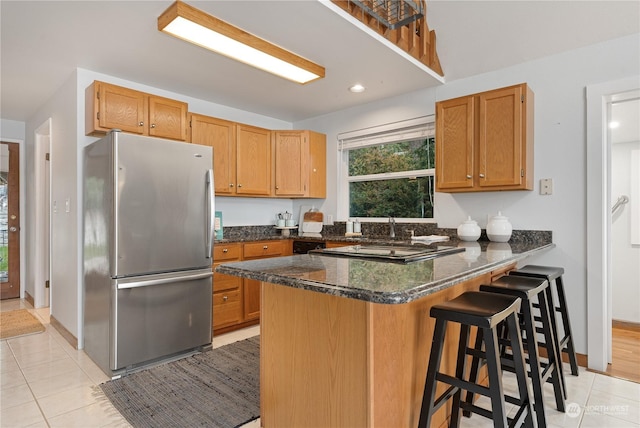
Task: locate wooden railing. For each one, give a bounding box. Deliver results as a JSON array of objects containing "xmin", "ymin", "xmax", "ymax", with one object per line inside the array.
[{"xmin": 331, "ymin": 0, "xmax": 443, "ymax": 76}]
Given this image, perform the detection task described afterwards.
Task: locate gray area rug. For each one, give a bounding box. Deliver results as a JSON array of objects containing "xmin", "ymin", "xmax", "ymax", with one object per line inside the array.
[{"xmin": 100, "ymin": 336, "xmax": 260, "ymax": 428}]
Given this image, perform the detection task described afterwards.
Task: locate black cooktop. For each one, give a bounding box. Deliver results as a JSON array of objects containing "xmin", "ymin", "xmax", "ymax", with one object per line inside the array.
[{"xmin": 309, "ymin": 245, "xmax": 464, "ymax": 263}]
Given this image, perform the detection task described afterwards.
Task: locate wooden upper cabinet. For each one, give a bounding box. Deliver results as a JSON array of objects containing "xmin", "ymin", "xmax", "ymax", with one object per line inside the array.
[
  {"xmin": 436, "ymin": 83, "xmax": 534, "ymax": 193},
  {"xmin": 189, "ymin": 113, "xmax": 237, "ymax": 195},
  {"xmin": 86, "ymin": 81, "xmax": 145, "ymax": 135},
  {"xmin": 86, "ymin": 81, "xmax": 188, "ymax": 141},
  {"xmin": 435, "ymin": 96, "xmax": 475, "ymax": 190},
  {"xmin": 273, "ymin": 130, "xmax": 326, "ymax": 198},
  {"xmin": 236, "ymin": 124, "xmax": 271, "ymax": 196},
  {"xmin": 148, "ymin": 95, "xmax": 188, "ymax": 141}
]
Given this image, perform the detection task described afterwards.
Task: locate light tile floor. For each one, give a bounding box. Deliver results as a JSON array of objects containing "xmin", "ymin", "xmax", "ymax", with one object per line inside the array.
[{"xmin": 1, "ymin": 299, "xmax": 638, "ymax": 427}]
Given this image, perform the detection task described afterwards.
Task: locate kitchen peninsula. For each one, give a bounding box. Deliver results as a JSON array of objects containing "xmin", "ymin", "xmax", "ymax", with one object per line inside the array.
[{"xmin": 215, "ymin": 240, "xmax": 553, "ymax": 427}]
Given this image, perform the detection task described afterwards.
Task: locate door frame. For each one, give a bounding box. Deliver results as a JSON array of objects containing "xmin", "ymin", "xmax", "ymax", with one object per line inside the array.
[
  {"xmin": 586, "ymin": 76, "xmax": 640, "ymax": 371},
  {"xmin": 34, "ymin": 118, "xmax": 52, "ymax": 308}
]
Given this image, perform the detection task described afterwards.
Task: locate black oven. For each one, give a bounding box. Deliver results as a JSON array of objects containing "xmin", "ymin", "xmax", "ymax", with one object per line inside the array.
[{"xmin": 292, "ymin": 240, "xmax": 326, "ymax": 254}]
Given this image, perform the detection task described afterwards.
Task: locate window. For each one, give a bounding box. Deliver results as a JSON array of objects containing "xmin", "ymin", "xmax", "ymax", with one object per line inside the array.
[{"xmin": 338, "ymin": 116, "xmax": 435, "ymax": 221}]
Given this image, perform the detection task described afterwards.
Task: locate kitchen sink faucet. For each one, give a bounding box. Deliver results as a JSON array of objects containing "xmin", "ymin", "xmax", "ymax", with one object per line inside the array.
[{"xmin": 389, "ymin": 216, "xmax": 396, "ymax": 238}]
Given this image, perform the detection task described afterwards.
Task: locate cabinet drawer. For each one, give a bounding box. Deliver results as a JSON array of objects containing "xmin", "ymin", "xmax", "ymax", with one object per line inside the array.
[
  {"xmin": 213, "ymin": 268, "xmax": 242, "ymax": 292},
  {"xmin": 213, "ymin": 243, "xmax": 242, "ymax": 261},
  {"xmin": 243, "ymin": 241, "xmax": 288, "ymax": 259},
  {"xmin": 213, "ymin": 289, "xmax": 242, "ymax": 329}
]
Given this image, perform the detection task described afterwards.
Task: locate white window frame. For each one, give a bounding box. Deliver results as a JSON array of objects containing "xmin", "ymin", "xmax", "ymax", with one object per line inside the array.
[{"xmin": 337, "ymin": 116, "xmax": 436, "ymax": 223}]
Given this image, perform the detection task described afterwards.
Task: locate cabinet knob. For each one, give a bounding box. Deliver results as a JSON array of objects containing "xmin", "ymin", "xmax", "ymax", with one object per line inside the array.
[
  {"xmin": 223, "ymin": 295, "xmax": 228, "ymax": 301},
  {"xmin": 479, "ymin": 173, "xmax": 485, "ymax": 178},
  {"xmin": 263, "ymin": 245, "xmax": 268, "ymax": 250},
  {"xmin": 466, "ymin": 175, "xmax": 472, "ymax": 179},
  {"xmin": 275, "ymin": 186, "xmax": 279, "ymax": 190},
  {"xmin": 150, "ymin": 123, "xmax": 156, "ymax": 129},
  {"xmin": 237, "ymin": 184, "xmax": 242, "ymax": 188},
  {"xmin": 223, "ymin": 248, "xmax": 228, "ymax": 253},
  {"xmin": 229, "ymin": 183, "xmax": 234, "ymax": 188},
  {"xmin": 138, "ymin": 121, "xmax": 144, "ymax": 126}
]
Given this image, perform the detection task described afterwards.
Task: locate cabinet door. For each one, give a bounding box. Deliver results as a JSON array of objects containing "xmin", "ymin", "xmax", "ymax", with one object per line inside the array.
[
  {"xmin": 97, "ymin": 82, "xmax": 145, "ymax": 135},
  {"xmin": 435, "ymin": 96, "xmax": 475, "ymax": 190},
  {"xmin": 478, "ymin": 85, "xmax": 524, "ymax": 188},
  {"xmin": 236, "ymin": 124, "xmax": 271, "ymax": 196},
  {"xmin": 148, "ymin": 95, "xmax": 188, "ymax": 141},
  {"xmin": 274, "ymin": 131, "xmax": 307, "ymax": 196},
  {"xmin": 213, "ymin": 289, "xmax": 242, "ymax": 330},
  {"xmin": 243, "ymin": 279, "xmax": 261, "ymax": 321},
  {"xmin": 190, "ymin": 114, "xmax": 237, "ymax": 195}
]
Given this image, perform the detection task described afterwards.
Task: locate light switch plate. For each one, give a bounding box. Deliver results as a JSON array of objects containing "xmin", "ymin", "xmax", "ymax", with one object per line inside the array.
[{"xmin": 540, "ymin": 178, "xmax": 553, "ymax": 195}]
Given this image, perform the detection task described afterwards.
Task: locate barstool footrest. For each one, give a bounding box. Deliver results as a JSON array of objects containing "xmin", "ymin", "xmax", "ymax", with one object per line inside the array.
[
  {"xmin": 437, "ymin": 373, "xmax": 490, "ymax": 397},
  {"xmin": 432, "ymin": 385, "xmax": 458, "ymax": 413}
]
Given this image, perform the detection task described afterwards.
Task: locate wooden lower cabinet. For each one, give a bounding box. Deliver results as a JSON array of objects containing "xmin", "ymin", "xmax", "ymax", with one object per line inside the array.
[
  {"xmin": 260, "ymin": 263, "xmax": 515, "ymax": 428},
  {"xmin": 213, "ymin": 240, "xmax": 292, "ymax": 335},
  {"xmin": 212, "ymin": 243, "xmax": 243, "ymax": 333}
]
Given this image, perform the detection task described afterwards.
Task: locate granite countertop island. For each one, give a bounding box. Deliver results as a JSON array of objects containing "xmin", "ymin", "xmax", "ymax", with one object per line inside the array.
[
  {"xmin": 215, "ymin": 240, "xmax": 554, "ymax": 304},
  {"xmin": 216, "ymin": 239, "xmax": 554, "ymax": 428}
]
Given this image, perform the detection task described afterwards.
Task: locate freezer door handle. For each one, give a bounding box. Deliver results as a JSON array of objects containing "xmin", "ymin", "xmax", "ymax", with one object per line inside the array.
[
  {"xmin": 117, "ymin": 272, "xmax": 213, "ymax": 290},
  {"xmin": 205, "ymin": 169, "xmax": 215, "ymax": 259}
]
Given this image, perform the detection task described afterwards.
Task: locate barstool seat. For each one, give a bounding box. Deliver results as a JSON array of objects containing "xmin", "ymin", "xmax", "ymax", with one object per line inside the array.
[
  {"xmin": 418, "ymin": 291, "xmax": 534, "ymax": 428},
  {"xmin": 510, "ymin": 265, "xmax": 579, "ymax": 376},
  {"xmin": 478, "ymin": 275, "xmax": 566, "ymax": 428}
]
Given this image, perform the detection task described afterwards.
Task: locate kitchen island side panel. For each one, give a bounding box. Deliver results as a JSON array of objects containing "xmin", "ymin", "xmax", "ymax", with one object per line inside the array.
[
  {"xmin": 260, "ymin": 265, "xmax": 510, "ymax": 427},
  {"xmin": 261, "ymin": 281, "xmax": 370, "ymax": 428}
]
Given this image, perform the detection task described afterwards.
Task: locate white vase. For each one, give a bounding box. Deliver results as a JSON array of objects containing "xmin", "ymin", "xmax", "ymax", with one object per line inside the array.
[
  {"xmin": 487, "ymin": 212, "xmax": 512, "ymax": 242},
  {"xmin": 457, "ymin": 216, "xmax": 481, "ymax": 241}
]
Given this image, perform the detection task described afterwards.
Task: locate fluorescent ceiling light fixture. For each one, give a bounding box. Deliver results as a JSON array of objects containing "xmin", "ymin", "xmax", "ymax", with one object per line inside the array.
[{"xmin": 158, "ymin": 1, "xmax": 325, "ymax": 84}]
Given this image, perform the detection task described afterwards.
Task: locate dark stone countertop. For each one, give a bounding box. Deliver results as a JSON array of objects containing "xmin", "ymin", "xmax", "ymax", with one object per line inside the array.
[{"xmin": 215, "ymin": 240, "xmax": 555, "ymax": 304}]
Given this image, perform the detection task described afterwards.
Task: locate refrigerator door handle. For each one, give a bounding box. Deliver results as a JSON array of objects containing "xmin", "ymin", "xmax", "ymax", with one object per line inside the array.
[
  {"xmin": 205, "ymin": 169, "xmax": 215, "ymax": 259},
  {"xmin": 117, "ymin": 271, "xmax": 213, "ymax": 290}
]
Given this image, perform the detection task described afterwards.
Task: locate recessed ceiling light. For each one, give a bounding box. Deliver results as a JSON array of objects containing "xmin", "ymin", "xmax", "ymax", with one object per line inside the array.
[
  {"xmin": 609, "ymin": 121, "xmax": 620, "ymax": 129},
  {"xmin": 349, "ymin": 84, "xmax": 365, "ymax": 93}
]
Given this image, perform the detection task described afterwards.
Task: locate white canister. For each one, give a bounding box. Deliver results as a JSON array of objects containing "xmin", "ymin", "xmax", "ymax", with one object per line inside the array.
[
  {"xmin": 457, "ymin": 216, "xmax": 481, "ymax": 241},
  {"xmin": 486, "ymin": 211, "xmax": 512, "ymax": 242},
  {"xmin": 346, "ymin": 218, "xmax": 354, "ymax": 233},
  {"xmin": 353, "ymin": 219, "xmax": 361, "ymax": 233}
]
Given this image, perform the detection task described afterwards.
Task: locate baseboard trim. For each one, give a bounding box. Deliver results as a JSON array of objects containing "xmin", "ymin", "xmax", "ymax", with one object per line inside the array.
[
  {"xmin": 612, "ymin": 319, "xmax": 640, "ymax": 332},
  {"xmin": 24, "ymin": 291, "xmax": 34, "ymax": 307},
  {"xmin": 50, "ymin": 315, "xmax": 78, "ymax": 349},
  {"xmin": 538, "ymin": 346, "xmax": 587, "ymax": 368}
]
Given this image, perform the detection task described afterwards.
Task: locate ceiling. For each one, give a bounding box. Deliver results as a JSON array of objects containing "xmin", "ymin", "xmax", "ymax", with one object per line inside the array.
[{"xmin": 1, "ymin": 1, "xmax": 639, "ymax": 124}]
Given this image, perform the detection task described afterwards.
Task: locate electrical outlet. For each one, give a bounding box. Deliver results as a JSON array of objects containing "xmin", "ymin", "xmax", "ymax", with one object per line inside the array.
[
  {"xmin": 540, "ymin": 178, "xmax": 553, "ymax": 195},
  {"xmin": 65, "ymin": 198, "xmax": 71, "ymax": 213}
]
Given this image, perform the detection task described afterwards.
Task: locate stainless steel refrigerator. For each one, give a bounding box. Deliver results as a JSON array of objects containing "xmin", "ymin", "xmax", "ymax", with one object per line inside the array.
[{"xmin": 83, "ymin": 130, "xmax": 214, "ymax": 377}]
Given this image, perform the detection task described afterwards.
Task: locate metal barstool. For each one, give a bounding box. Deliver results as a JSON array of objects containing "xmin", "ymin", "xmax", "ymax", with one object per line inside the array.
[
  {"xmin": 418, "ymin": 291, "xmax": 534, "ymax": 428},
  {"xmin": 509, "ymin": 265, "xmax": 579, "ymax": 376},
  {"xmin": 475, "ymin": 276, "xmax": 566, "ymax": 428}
]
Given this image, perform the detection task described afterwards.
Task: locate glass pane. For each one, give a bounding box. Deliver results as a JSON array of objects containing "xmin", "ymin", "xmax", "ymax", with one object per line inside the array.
[
  {"xmin": 349, "ymin": 176, "xmax": 434, "ymax": 218},
  {"xmin": 348, "ymin": 137, "xmax": 434, "ymax": 176},
  {"xmin": 0, "ymin": 144, "xmax": 8, "ymax": 282}
]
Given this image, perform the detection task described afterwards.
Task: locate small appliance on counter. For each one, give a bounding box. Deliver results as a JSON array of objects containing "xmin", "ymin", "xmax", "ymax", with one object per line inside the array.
[{"xmin": 301, "ymin": 208, "xmax": 323, "ymax": 237}]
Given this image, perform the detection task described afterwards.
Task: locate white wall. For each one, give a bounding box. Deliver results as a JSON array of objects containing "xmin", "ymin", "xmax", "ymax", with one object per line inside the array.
[
  {"xmin": 612, "ymin": 141, "xmax": 640, "ymax": 323},
  {"xmin": 25, "ymin": 71, "xmax": 80, "ymax": 336},
  {"xmin": 0, "ymin": 119, "xmax": 25, "ymax": 140},
  {"xmin": 295, "ymin": 34, "xmax": 640, "ymax": 353}
]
